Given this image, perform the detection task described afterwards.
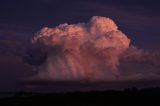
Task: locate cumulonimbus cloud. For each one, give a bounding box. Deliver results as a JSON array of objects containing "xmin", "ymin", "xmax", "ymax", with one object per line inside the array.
[{"xmin": 24, "ymin": 16, "xmax": 160, "ymax": 81}]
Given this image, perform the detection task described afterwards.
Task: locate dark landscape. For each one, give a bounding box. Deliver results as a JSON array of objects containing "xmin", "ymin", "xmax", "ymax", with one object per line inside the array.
[{"xmin": 0, "ymin": 87, "xmax": 160, "ymax": 106}]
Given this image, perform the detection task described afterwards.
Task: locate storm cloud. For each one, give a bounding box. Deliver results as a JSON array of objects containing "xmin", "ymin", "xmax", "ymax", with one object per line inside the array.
[{"xmin": 25, "ymin": 16, "xmax": 160, "ymax": 81}]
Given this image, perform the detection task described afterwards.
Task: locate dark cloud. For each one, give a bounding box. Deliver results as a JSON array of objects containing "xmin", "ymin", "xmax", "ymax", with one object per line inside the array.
[{"xmin": 0, "ymin": 0, "xmax": 159, "ymax": 24}]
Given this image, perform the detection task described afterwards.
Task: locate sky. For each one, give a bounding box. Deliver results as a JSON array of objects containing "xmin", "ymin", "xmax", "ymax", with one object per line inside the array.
[{"xmin": 0, "ymin": 0, "xmax": 160, "ymax": 92}]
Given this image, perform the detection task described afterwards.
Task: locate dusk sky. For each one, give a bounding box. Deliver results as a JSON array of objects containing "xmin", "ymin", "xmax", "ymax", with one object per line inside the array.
[{"xmin": 0, "ymin": 0, "xmax": 160, "ymax": 92}]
